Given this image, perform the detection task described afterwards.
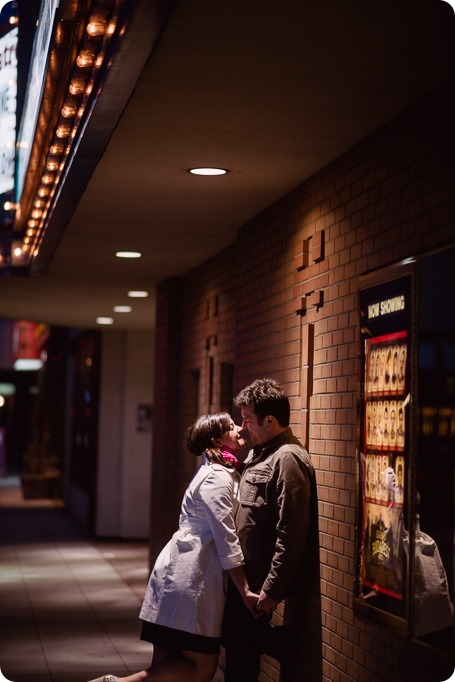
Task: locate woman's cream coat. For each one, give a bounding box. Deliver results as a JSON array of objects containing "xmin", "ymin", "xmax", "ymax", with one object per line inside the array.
[{"xmin": 140, "ymin": 463, "xmax": 244, "ymax": 637}]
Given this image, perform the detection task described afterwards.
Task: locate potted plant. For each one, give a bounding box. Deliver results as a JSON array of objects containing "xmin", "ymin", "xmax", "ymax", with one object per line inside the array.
[{"xmin": 20, "ymin": 433, "xmax": 61, "ymax": 499}]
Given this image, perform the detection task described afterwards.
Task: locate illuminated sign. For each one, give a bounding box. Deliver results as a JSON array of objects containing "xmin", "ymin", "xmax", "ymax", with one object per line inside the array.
[
  {"xmin": 367, "ymin": 295, "xmax": 406, "ymax": 319},
  {"xmin": 0, "ymin": 1, "xmax": 12, "ymax": 13},
  {"xmin": 0, "ymin": 25, "xmax": 17, "ymax": 195},
  {"xmin": 15, "ymin": 0, "xmax": 60, "ymax": 202}
]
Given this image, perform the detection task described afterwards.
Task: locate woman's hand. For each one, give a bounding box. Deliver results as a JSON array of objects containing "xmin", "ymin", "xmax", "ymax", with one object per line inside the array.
[
  {"xmin": 242, "ymin": 589, "xmax": 261, "ymax": 617},
  {"xmin": 227, "ymin": 566, "xmax": 262, "ymax": 617}
]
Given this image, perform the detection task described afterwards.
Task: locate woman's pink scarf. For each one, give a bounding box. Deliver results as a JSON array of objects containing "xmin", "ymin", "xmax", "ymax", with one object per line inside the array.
[{"xmin": 220, "ymin": 445, "xmax": 242, "ymax": 470}]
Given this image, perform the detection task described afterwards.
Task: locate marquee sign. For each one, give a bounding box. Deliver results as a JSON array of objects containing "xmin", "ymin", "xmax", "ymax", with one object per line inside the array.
[{"xmin": 0, "ymin": 25, "xmax": 17, "ymax": 196}]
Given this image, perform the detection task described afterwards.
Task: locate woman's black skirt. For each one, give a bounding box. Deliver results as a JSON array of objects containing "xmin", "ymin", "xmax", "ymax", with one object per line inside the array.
[{"xmin": 140, "ymin": 620, "xmax": 220, "ymax": 654}]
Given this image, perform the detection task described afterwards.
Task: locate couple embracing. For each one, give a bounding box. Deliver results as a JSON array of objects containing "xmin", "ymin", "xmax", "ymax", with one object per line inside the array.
[{"xmin": 89, "ymin": 377, "xmax": 315, "ymax": 682}]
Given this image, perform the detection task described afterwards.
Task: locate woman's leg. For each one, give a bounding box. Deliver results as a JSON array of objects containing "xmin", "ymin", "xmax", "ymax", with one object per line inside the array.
[
  {"xmin": 112, "ymin": 646, "xmax": 176, "ymax": 681},
  {"xmin": 117, "ymin": 646, "xmax": 218, "ymax": 682},
  {"xmin": 180, "ymin": 650, "xmax": 219, "ymax": 682}
]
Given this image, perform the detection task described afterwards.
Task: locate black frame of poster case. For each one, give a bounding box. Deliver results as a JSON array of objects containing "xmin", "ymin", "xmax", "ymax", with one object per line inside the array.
[{"xmin": 354, "ymin": 259, "xmax": 417, "ymax": 633}]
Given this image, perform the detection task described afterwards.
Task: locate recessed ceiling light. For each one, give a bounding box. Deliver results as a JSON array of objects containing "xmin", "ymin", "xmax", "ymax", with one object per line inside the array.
[
  {"xmin": 128, "ymin": 290, "xmax": 149, "ymax": 298},
  {"xmin": 96, "ymin": 317, "xmax": 114, "ymax": 325},
  {"xmin": 113, "ymin": 305, "xmax": 132, "ymax": 313},
  {"xmin": 115, "ymin": 251, "xmax": 142, "ymax": 258},
  {"xmin": 188, "ymin": 167, "xmax": 228, "ymax": 176}
]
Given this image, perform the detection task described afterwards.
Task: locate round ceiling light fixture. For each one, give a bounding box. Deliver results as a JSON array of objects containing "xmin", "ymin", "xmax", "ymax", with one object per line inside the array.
[
  {"xmin": 113, "ymin": 305, "xmax": 132, "ymax": 313},
  {"xmin": 188, "ymin": 167, "xmax": 228, "ymax": 176},
  {"xmin": 96, "ymin": 317, "xmax": 114, "ymax": 325},
  {"xmin": 115, "ymin": 251, "xmax": 142, "ymax": 258},
  {"xmin": 128, "ymin": 290, "xmax": 149, "ymax": 298}
]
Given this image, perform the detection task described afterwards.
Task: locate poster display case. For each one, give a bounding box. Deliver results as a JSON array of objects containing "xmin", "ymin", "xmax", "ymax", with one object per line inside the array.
[
  {"xmin": 355, "ymin": 250, "xmax": 454, "ymax": 654},
  {"xmin": 354, "ymin": 262, "xmax": 415, "ymax": 630}
]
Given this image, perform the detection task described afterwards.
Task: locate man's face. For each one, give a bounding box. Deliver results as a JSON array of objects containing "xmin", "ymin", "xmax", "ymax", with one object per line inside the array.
[{"xmin": 241, "ymin": 404, "xmax": 269, "ymax": 445}]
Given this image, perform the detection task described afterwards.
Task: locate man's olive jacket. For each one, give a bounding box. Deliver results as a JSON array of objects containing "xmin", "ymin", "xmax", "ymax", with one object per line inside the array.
[{"xmin": 236, "ymin": 427, "xmax": 315, "ymax": 601}]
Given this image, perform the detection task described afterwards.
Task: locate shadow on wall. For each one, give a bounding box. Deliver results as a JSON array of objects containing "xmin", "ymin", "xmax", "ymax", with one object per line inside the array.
[{"xmin": 282, "ymin": 471, "xmax": 322, "ymax": 682}]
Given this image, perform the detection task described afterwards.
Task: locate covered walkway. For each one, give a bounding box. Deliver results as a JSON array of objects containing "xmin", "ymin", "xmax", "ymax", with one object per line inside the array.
[{"xmin": 0, "ymin": 479, "xmax": 192, "ymax": 682}]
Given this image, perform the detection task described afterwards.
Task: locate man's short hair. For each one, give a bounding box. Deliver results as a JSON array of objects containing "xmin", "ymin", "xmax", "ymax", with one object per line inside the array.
[{"xmin": 234, "ymin": 377, "xmax": 290, "ymax": 427}]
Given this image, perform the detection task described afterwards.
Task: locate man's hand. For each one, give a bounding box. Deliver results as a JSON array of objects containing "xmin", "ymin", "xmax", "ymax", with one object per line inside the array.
[
  {"xmin": 242, "ymin": 590, "xmax": 262, "ymax": 618},
  {"xmin": 256, "ymin": 589, "xmax": 279, "ymax": 615}
]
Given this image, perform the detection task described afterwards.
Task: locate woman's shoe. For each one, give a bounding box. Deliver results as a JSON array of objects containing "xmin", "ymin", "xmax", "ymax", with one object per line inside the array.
[{"xmin": 87, "ymin": 676, "xmax": 119, "ymax": 682}]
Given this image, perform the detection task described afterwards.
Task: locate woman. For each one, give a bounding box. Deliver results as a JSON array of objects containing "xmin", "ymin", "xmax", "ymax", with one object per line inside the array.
[{"xmin": 89, "ymin": 412, "xmax": 258, "ymax": 682}]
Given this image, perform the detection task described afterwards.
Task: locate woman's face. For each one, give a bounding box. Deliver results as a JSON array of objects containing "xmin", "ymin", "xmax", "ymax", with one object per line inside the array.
[{"xmin": 218, "ymin": 419, "xmax": 246, "ymax": 452}]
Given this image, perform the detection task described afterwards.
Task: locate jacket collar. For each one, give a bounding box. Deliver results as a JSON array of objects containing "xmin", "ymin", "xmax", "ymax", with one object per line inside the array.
[{"xmin": 250, "ymin": 427, "xmax": 293, "ymax": 463}]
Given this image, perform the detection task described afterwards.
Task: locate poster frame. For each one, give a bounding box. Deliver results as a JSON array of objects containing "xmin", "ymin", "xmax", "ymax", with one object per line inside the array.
[{"xmin": 354, "ymin": 259, "xmax": 417, "ymax": 633}]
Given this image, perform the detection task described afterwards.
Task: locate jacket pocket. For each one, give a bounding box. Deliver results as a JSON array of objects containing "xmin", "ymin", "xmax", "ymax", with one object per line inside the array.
[{"xmin": 241, "ymin": 468, "xmax": 269, "ymax": 507}]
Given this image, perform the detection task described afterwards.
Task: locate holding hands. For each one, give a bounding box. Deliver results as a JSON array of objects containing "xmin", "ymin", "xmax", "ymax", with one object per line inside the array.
[{"xmin": 241, "ymin": 588, "xmax": 278, "ymax": 618}]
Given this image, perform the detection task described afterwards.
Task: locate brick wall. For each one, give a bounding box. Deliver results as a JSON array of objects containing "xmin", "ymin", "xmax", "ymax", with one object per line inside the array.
[{"xmin": 151, "ymin": 77, "xmax": 454, "ymax": 680}]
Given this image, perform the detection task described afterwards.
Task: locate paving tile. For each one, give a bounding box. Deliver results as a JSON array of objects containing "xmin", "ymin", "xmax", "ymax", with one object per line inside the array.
[
  {"xmin": 3, "ymin": 676, "xmax": 52, "ymax": 682},
  {"xmin": 0, "ymin": 484, "xmax": 224, "ymax": 682}
]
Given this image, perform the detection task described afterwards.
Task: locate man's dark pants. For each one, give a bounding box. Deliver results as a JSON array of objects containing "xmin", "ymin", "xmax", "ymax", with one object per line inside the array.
[{"xmin": 221, "ymin": 578, "xmax": 270, "ymax": 682}]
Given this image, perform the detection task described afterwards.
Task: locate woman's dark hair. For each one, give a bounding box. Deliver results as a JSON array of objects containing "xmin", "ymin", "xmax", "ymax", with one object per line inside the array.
[
  {"xmin": 234, "ymin": 377, "xmax": 290, "ymax": 426},
  {"xmin": 185, "ymin": 411, "xmax": 234, "ymax": 466}
]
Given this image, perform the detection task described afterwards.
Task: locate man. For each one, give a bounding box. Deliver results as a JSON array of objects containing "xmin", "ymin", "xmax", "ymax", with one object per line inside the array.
[{"xmin": 222, "ymin": 377, "xmax": 316, "ymax": 681}]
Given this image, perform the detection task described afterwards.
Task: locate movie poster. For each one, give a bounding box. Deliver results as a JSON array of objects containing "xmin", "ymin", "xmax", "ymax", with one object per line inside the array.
[{"xmin": 355, "ymin": 270, "xmax": 414, "ymax": 624}]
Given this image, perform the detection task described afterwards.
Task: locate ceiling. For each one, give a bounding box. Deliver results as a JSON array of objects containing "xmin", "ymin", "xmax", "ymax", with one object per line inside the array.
[{"xmin": 0, "ymin": 0, "xmax": 454, "ymax": 331}]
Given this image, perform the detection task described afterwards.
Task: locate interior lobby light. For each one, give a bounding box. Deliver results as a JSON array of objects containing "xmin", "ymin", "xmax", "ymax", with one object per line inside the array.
[
  {"xmin": 96, "ymin": 317, "xmax": 114, "ymax": 325},
  {"xmin": 14, "ymin": 359, "xmax": 43, "ymax": 371},
  {"xmin": 127, "ymin": 290, "xmax": 149, "ymax": 298},
  {"xmin": 188, "ymin": 167, "xmax": 228, "ymax": 176},
  {"xmin": 115, "ymin": 251, "xmax": 142, "ymax": 258},
  {"xmin": 0, "ymin": 383, "xmax": 16, "ymax": 396},
  {"xmin": 113, "ymin": 305, "xmax": 132, "ymax": 313}
]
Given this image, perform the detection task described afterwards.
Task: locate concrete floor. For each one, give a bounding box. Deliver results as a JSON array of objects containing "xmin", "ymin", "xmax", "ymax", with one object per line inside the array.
[{"xmin": 0, "ymin": 478, "xmax": 224, "ymax": 682}]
